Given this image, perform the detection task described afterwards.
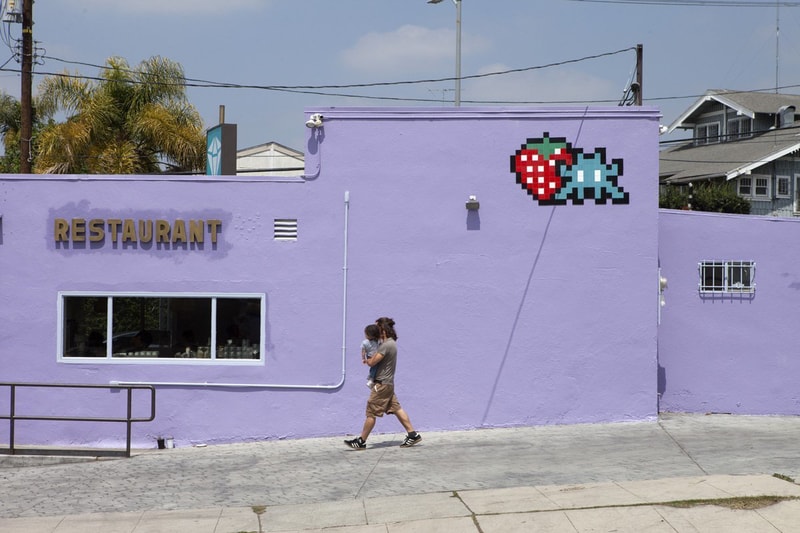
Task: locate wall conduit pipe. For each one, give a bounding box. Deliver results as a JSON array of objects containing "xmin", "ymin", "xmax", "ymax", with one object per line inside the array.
[{"xmin": 110, "ymin": 190, "xmax": 351, "ymax": 391}]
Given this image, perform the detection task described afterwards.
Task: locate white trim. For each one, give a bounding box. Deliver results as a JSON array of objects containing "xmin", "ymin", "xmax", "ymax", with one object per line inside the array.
[
  {"xmin": 698, "ymin": 260, "xmax": 756, "ymax": 294},
  {"xmin": 752, "ymin": 175, "xmax": 771, "ymax": 199},
  {"xmin": 667, "ymin": 92, "xmax": 755, "ymax": 134},
  {"xmin": 726, "ymin": 142, "xmax": 800, "ymax": 180},
  {"xmin": 776, "ymin": 175, "xmax": 791, "ymax": 199},
  {"xmin": 737, "ymin": 176, "xmax": 752, "ymax": 197},
  {"xmin": 726, "ymin": 116, "xmax": 752, "ymax": 140},
  {"xmin": 794, "ymin": 175, "xmax": 800, "ymax": 213},
  {"xmin": 695, "ymin": 121, "xmax": 721, "ymax": 145},
  {"xmin": 57, "ymin": 292, "xmax": 266, "ymax": 366}
]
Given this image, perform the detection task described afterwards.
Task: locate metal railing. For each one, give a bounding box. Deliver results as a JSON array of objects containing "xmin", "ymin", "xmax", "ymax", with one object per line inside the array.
[{"xmin": 0, "ymin": 382, "xmax": 156, "ymax": 458}]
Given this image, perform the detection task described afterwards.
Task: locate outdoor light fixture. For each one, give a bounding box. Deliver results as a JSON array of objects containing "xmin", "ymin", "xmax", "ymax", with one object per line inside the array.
[
  {"xmin": 465, "ymin": 195, "xmax": 479, "ymax": 210},
  {"xmin": 427, "ymin": 0, "xmax": 462, "ymax": 107},
  {"xmin": 305, "ymin": 114, "xmax": 324, "ymax": 128}
]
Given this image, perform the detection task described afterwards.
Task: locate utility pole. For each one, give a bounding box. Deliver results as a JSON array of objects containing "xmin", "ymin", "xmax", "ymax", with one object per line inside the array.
[{"xmin": 19, "ymin": 0, "xmax": 32, "ymax": 173}]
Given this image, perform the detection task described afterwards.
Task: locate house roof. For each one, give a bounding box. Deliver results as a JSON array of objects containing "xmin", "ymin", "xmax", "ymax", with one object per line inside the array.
[
  {"xmin": 666, "ymin": 89, "xmax": 800, "ymax": 134},
  {"xmin": 660, "ymin": 123, "xmax": 800, "ymax": 184},
  {"xmin": 237, "ymin": 141, "xmax": 304, "ymax": 159},
  {"xmin": 235, "ymin": 141, "xmax": 305, "ymax": 176}
]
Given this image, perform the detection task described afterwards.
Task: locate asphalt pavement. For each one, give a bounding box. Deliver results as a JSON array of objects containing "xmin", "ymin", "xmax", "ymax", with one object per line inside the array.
[{"xmin": 1, "ymin": 413, "xmax": 800, "ymax": 532}]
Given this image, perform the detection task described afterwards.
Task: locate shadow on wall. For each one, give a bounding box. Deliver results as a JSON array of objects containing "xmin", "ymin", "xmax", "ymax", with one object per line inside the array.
[
  {"xmin": 481, "ymin": 206, "xmax": 556, "ymax": 425},
  {"xmin": 467, "ymin": 211, "xmax": 480, "ymax": 231}
]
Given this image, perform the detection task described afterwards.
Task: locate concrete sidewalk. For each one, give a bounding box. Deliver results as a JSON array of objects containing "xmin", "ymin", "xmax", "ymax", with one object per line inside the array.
[{"xmin": 2, "ymin": 413, "xmax": 800, "ymax": 532}]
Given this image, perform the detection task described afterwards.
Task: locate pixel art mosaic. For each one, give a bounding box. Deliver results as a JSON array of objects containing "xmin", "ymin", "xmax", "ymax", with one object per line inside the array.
[{"xmin": 510, "ymin": 133, "xmax": 629, "ymax": 205}]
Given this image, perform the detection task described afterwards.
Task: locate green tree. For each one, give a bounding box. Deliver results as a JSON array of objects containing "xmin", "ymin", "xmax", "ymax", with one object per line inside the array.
[
  {"xmin": 658, "ymin": 185, "xmax": 689, "ymax": 210},
  {"xmin": 690, "ymin": 182, "xmax": 750, "ymax": 214},
  {"xmin": 0, "ymin": 91, "xmax": 29, "ymax": 173},
  {"xmin": 35, "ymin": 56, "xmax": 206, "ymax": 174},
  {"xmin": 659, "ymin": 182, "xmax": 750, "ymax": 214}
]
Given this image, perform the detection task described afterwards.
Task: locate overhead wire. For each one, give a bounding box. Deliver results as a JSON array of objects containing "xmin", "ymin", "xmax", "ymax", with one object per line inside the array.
[
  {"xmin": 0, "ymin": 47, "xmax": 639, "ymax": 106},
  {"xmin": 38, "ymin": 47, "xmax": 636, "ymax": 91},
  {"xmin": 569, "ymin": 0, "xmax": 800, "ymax": 6},
  {"xmin": 1, "ymin": 18, "xmax": 797, "ymax": 154}
]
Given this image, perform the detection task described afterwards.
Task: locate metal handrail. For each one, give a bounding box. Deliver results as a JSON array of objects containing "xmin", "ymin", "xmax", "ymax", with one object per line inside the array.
[{"xmin": 0, "ymin": 382, "xmax": 156, "ymax": 457}]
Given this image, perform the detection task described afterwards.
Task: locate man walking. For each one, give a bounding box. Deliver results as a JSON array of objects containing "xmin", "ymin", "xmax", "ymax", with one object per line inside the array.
[{"xmin": 344, "ymin": 317, "xmax": 421, "ymax": 449}]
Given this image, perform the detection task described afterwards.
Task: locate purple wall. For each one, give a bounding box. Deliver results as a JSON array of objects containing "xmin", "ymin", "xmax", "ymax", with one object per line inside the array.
[
  {"xmin": 0, "ymin": 107, "xmax": 661, "ymax": 449},
  {"xmin": 658, "ymin": 209, "xmax": 800, "ymax": 415}
]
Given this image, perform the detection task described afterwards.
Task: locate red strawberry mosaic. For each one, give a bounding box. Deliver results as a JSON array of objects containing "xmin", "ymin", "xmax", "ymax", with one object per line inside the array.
[{"xmin": 510, "ymin": 133, "xmax": 629, "ymax": 206}]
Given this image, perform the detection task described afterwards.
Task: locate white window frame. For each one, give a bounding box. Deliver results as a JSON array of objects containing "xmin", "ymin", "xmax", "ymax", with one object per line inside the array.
[
  {"xmin": 695, "ymin": 122, "xmax": 720, "ymax": 145},
  {"xmin": 794, "ymin": 175, "xmax": 800, "ymax": 212},
  {"xmin": 727, "ymin": 117, "xmax": 752, "ymax": 141},
  {"xmin": 738, "ymin": 175, "xmax": 771, "ymax": 199},
  {"xmin": 752, "ymin": 175, "xmax": 771, "ymax": 199},
  {"xmin": 776, "ymin": 175, "xmax": 791, "ymax": 199},
  {"xmin": 57, "ymin": 291, "xmax": 266, "ymax": 365},
  {"xmin": 737, "ymin": 176, "xmax": 752, "ymax": 197},
  {"xmin": 698, "ymin": 261, "xmax": 756, "ymax": 294}
]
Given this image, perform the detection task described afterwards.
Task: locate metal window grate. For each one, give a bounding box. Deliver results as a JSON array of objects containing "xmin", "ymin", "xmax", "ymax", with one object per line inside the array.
[
  {"xmin": 698, "ymin": 260, "xmax": 755, "ymax": 294},
  {"xmin": 274, "ymin": 219, "xmax": 298, "ymax": 241}
]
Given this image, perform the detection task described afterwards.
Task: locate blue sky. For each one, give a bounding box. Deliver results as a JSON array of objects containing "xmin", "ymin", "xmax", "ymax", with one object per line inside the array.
[{"xmin": 1, "ymin": 0, "xmax": 797, "ymax": 152}]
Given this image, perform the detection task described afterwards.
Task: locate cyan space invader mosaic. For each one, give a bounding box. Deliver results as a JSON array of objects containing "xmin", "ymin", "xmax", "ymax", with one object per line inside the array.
[{"xmin": 510, "ymin": 133, "xmax": 629, "ymax": 205}]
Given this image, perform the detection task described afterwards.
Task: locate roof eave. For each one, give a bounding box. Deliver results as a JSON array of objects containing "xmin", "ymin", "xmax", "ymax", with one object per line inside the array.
[
  {"xmin": 725, "ymin": 142, "xmax": 800, "ymax": 180},
  {"xmin": 666, "ymin": 91, "xmax": 755, "ymax": 134}
]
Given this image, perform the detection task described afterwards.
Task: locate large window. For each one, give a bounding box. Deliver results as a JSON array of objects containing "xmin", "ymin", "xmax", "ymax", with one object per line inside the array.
[
  {"xmin": 737, "ymin": 175, "xmax": 771, "ymax": 199},
  {"xmin": 59, "ymin": 293, "xmax": 264, "ymax": 362},
  {"xmin": 698, "ymin": 261, "xmax": 755, "ymax": 294}
]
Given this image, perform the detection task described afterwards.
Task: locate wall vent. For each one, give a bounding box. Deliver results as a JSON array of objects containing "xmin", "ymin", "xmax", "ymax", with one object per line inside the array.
[{"xmin": 274, "ymin": 219, "xmax": 298, "ymax": 241}]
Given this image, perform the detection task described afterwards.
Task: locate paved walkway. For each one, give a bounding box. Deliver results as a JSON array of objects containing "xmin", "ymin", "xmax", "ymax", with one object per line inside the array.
[{"xmin": 1, "ymin": 413, "xmax": 800, "ymax": 531}]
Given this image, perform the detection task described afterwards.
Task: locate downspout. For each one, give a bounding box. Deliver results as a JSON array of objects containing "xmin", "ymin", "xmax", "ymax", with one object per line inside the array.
[{"xmin": 110, "ymin": 189, "xmax": 351, "ymax": 390}]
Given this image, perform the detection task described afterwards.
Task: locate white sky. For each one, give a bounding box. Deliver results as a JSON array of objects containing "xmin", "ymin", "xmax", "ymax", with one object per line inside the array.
[{"xmin": 1, "ymin": 0, "xmax": 796, "ymax": 151}]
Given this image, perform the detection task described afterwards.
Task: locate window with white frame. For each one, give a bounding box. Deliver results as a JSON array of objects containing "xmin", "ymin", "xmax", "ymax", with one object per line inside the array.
[
  {"xmin": 695, "ymin": 122, "xmax": 720, "ymax": 145},
  {"xmin": 727, "ymin": 117, "xmax": 752, "ymax": 141},
  {"xmin": 753, "ymin": 176, "xmax": 770, "ymax": 198},
  {"xmin": 737, "ymin": 176, "xmax": 752, "ymax": 196},
  {"xmin": 698, "ymin": 261, "xmax": 755, "ymax": 294},
  {"xmin": 59, "ymin": 293, "xmax": 264, "ymax": 361},
  {"xmin": 794, "ymin": 176, "xmax": 800, "ymax": 212},
  {"xmin": 738, "ymin": 175, "xmax": 771, "ymax": 199},
  {"xmin": 776, "ymin": 175, "xmax": 790, "ymax": 198}
]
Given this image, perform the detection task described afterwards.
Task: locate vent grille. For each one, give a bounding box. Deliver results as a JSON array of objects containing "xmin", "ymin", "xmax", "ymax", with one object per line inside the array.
[{"xmin": 274, "ymin": 219, "xmax": 298, "ymax": 241}]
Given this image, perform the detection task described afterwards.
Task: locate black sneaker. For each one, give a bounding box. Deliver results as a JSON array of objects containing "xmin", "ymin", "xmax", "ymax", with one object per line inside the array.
[
  {"xmin": 344, "ymin": 437, "xmax": 366, "ymax": 449},
  {"xmin": 400, "ymin": 433, "xmax": 422, "ymax": 447}
]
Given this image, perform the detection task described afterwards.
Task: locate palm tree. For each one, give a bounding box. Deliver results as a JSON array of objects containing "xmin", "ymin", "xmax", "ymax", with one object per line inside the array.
[
  {"xmin": 0, "ymin": 91, "xmax": 23, "ymax": 173},
  {"xmin": 35, "ymin": 56, "xmax": 206, "ymax": 174}
]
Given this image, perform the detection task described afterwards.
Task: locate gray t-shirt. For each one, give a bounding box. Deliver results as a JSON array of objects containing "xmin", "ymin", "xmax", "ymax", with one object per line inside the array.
[{"xmin": 374, "ymin": 338, "xmax": 397, "ymax": 385}]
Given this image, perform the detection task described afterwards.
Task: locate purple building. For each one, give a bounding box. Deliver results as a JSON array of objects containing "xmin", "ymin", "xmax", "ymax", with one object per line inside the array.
[
  {"xmin": 658, "ymin": 210, "xmax": 800, "ymax": 415},
  {"xmin": 1, "ymin": 106, "xmax": 666, "ymax": 449}
]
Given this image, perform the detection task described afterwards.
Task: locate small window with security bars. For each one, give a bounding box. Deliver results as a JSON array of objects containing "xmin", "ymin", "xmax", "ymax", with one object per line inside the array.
[{"xmin": 698, "ymin": 260, "xmax": 755, "ymax": 294}]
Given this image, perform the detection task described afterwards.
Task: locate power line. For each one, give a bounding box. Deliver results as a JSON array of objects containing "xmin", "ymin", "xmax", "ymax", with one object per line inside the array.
[
  {"xmin": 8, "ymin": 64, "xmax": 800, "ymax": 107},
  {"xmin": 40, "ymin": 47, "xmax": 636, "ymax": 91},
  {"xmin": 8, "ymin": 46, "xmax": 800, "ymax": 109},
  {"xmin": 569, "ymin": 0, "xmax": 800, "ymax": 6},
  {"xmin": 0, "ymin": 47, "xmax": 638, "ymax": 105}
]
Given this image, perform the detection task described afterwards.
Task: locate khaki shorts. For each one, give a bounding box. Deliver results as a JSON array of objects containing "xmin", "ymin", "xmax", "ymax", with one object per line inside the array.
[{"xmin": 365, "ymin": 383, "xmax": 402, "ymax": 418}]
